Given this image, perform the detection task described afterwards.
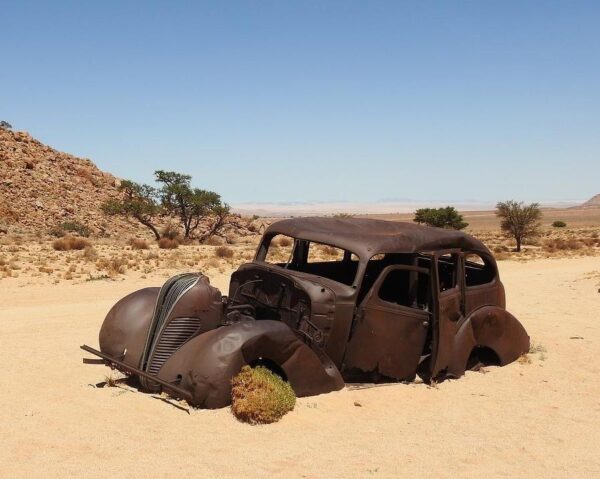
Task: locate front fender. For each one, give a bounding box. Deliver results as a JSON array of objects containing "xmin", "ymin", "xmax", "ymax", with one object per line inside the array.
[
  {"xmin": 448, "ymin": 306, "xmax": 530, "ymax": 377},
  {"xmin": 157, "ymin": 320, "xmax": 345, "ymax": 408},
  {"xmin": 99, "ymin": 287, "xmax": 159, "ymax": 369}
]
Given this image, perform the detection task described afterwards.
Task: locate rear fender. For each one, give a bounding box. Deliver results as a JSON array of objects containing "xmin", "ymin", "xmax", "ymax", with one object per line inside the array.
[
  {"xmin": 157, "ymin": 320, "xmax": 344, "ymax": 408},
  {"xmin": 448, "ymin": 306, "xmax": 530, "ymax": 377}
]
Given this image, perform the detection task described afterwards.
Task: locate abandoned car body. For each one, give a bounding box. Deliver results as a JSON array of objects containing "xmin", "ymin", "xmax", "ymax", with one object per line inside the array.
[{"xmin": 82, "ymin": 218, "xmax": 530, "ymax": 408}]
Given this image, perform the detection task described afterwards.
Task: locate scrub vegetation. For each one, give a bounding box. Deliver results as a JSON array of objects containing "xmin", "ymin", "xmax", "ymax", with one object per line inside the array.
[{"xmin": 230, "ymin": 365, "xmax": 296, "ymax": 424}]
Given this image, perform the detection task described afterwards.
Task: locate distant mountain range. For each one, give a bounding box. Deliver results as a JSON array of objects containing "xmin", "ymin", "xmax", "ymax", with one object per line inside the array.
[{"xmin": 231, "ymin": 199, "xmax": 589, "ymax": 217}]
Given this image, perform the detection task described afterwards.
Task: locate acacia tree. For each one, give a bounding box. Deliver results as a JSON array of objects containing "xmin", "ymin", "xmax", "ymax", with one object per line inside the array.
[
  {"xmin": 101, "ymin": 180, "xmax": 162, "ymax": 240},
  {"xmin": 413, "ymin": 206, "xmax": 468, "ymax": 230},
  {"xmin": 155, "ymin": 170, "xmax": 230, "ymax": 240},
  {"xmin": 495, "ymin": 200, "xmax": 542, "ymax": 252}
]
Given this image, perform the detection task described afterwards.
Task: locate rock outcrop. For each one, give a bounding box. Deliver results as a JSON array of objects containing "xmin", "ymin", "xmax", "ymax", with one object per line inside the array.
[
  {"xmin": 581, "ymin": 194, "xmax": 600, "ymax": 209},
  {"xmin": 0, "ymin": 128, "xmax": 142, "ymax": 236}
]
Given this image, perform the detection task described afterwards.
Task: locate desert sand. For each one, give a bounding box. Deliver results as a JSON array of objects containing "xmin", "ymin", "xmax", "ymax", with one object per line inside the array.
[{"xmin": 1, "ymin": 257, "xmax": 600, "ymax": 478}]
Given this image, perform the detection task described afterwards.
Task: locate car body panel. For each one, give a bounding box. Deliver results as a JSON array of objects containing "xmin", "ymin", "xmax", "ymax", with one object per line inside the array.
[{"xmin": 84, "ymin": 217, "xmax": 530, "ymax": 409}]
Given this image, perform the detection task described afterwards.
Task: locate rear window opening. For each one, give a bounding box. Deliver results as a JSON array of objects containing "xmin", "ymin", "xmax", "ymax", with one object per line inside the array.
[{"xmin": 465, "ymin": 253, "xmax": 496, "ymax": 287}]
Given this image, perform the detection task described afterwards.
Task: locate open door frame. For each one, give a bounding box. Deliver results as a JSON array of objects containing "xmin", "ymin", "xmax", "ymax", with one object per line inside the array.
[{"xmin": 430, "ymin": 249, "xmax": 465, "ymax": 379}]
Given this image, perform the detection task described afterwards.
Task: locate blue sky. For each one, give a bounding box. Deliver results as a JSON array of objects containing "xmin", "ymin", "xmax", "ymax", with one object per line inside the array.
[{"xmin": 2, "ymin": 1, "xmax": 599, "ymax": 204}]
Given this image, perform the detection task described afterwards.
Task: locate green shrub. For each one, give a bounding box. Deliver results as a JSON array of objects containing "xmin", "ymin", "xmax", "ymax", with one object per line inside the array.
[
  {"xmin": 50, "ymin": 221, "xmax": 90, "ymax": 237},
  {"xmin": 413, "ymin": 206, "xmax": 468, "ymax": 230},
  {"xmin": 552, "ymin": 220, "xmax": 567, "ymax": 228},
  {"xmin": 231, "ymin": 365, "xmax": 296, "ymax": 424}
]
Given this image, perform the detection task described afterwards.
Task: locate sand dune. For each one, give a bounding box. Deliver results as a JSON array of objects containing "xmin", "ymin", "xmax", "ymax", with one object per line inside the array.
[{"xmin": 1, "ymin": 257, "xmax": 599, "ymax": 478}]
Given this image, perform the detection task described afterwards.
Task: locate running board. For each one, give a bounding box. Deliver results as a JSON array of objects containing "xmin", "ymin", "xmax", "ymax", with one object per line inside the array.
[{"xmin": 80, "ymin": 344, "xmax": 193, "ymax": 403}]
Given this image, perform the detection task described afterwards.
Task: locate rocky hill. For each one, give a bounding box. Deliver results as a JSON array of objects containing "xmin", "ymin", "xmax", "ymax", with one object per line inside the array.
[
  {"xmin": 0, "ymin": 128, "xmax": 142, "ymax": 237},
  {"xmin": 581, "ymin": 194, "xmax": 600, "ymax": 208},
  {"xmin": 0, "ymin": 128, "xmax": 264, "ymax": 241}
]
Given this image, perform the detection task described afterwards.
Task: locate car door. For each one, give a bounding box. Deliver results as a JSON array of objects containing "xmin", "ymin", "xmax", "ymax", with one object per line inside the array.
[
  {"xmin": 344, "ymin": 264, "xmax": 431, "ymax": 380},
  {"xmin": 430, "ymin": 250, "xmax": 464, "ymax": 379}
]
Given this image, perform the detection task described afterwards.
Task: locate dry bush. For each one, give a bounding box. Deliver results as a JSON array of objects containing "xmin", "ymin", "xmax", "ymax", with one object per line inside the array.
[
  {"xmin": 543, "ymin": 238, "xmax": 582, "ymax": 252},
  {"xmin": 129, "ymin": 238, "xmax": 149, "ymax": 250},
  {"xmin": 50, "ymin": 220, "xmax": 90, "ymax": 238},
  {"xmin": 144, "ymin": 251, "xmax": 159, "ymax": 260},
  {"xmin": 204, "ymin": 258, "xmax": 221, "ymax": 269},
  {"xmin": 161, "ymin": 224, "xmax": 180, "ymax": 240},
  {"xmin": 273, "ymin": 236, "xmax": 292, "ymax": 248},
  {"xmin": 204, "ymin": 236, "xmax": 223, "ymax": 246},
  {"xmin": 231, "ymin": 365, "xmax": 296, "ymax": 424},
  {"xmin": 52, "ymin": 235, "xmax": 90, "ymax": 251},
  {"xmin": 97, "ymin": 256, "xmax": 127, "ymax": 275},
  {"xmin": 215, "ymin": 246, "xmax": 234, "ymax": 258},
  {"xmin": 82, "ymin": 246, "xmax": 98, "ymax": 261},
  {"xmin": 158, "ymin": 238, "xmax": 179, "ymax": 249},
  {"xmin": 580, "ymin": 238, "xmax": 598, "ymax": 248},
  {"xmin": 320, "ymin": 245, "xmax": 340, "ymax": 257}
]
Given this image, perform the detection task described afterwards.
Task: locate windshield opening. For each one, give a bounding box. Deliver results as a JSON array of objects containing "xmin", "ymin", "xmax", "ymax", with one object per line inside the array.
[{"xmin": 262, "ymin": 234, "xmax": 359, "ymax": 286}]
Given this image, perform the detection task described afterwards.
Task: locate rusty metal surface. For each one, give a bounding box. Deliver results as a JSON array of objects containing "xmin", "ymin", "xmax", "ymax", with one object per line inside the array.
[
  {"xmin": 85, "ymin": 217, "xmax": 530, "ymax": 409},
  {"xmin": 263, "ymin": 217, "xmax": 490, "ymax": 259},
  {"xmin": 80, "ymin": 344, "xmax": 193, "ymax": 402},
  {"xmin": 157, "ymin": 320, "xmax": 344, "ymax": 408},
  {"xmin": 344, "ymin": 264, "xmax": 430, "ymax": 380}
]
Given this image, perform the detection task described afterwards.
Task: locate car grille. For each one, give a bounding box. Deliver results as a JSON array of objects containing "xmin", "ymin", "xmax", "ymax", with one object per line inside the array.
[
  {"xmin": 147, "ymin": 317, "xmax": 202, "ymax": 376},
  {"xmin": 141, "ymin": 274, "xmax": 200, "ymax": 387}
]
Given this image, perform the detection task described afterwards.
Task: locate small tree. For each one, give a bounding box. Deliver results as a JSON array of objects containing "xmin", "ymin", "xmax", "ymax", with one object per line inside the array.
[
  {"xmin": 101, "ymin": 181, "xmax": 162, "ymax": 240},
  {"xmin": 413, "ymin": 206, "xmax": 468, "ymax": 230},
  {"xmin": 0, "ymin": 120, "xmax": 12, "ymax": 130},
  {"xmin": 155, "ymin": 170, "xmax": 230, "ymax": 240},
  {"xmin": 495, "ymin": 200, "xmax": 542, "ymax": 252}
]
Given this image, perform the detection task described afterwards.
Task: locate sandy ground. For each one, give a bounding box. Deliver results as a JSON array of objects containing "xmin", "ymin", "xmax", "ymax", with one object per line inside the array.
[{"xmin": 1, "ymin": 258, "xmax": 600, "ymax": 478}]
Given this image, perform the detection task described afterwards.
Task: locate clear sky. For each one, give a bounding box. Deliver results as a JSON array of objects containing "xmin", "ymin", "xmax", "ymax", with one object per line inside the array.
[{"xmin": 2, "ymin": 1, "xmax": 599, "ymax": 204}]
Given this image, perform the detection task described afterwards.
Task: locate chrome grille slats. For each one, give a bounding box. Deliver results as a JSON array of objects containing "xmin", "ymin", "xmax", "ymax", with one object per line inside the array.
[
  {"xmin": 140, "ymin": 273, "xmax": 193, "ymax": 370},
  {"xmin": 147, "ymin": 317, "xmax": 202, "ymax": 376},
  {"xmin": 140, "ymin": 274, "xmax": 201, "ymax": 390}
]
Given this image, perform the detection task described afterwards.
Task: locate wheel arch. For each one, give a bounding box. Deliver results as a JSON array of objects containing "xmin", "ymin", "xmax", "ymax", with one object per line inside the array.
[
  {"xmin": 448, "ymin": 306, "xmax": 530, "ymax": 377},
  {"xmin": 157, "ymin": 320, "xmax": 344, "ymax": 408}
]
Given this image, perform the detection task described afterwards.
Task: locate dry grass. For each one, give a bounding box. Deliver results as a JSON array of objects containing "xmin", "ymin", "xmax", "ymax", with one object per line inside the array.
[
  {"xmin": 215, "ymin": 246, "xmax": 234, "ymax": 258},
  {"xmin": 204, "ymin": 236, "xmax": 224, "ymax": 246},
  {"xmin": 230, "ymin": 365, "xmax": 296, "ymax": 424},
  {"xmin": 158, "ymin": 238, "xmax": 179, "ymax": 249},
  {"xmin": 129, "ymin": 238, "xmax": 150, "ymax": 250},
  {"xmin": 274, "ymin": 236, "xmax": 292, "ymax": 248},
  {"xmin": 82, "ymin": 245, "xmax": 98, "ymax": 261},
  {"xmin": 96, "ymin": 256, "xmax": 127, "ymax": 276},
  {"xmin": 52, "ymin": 235, "xmax": 90, "ymax": 251},
  {"xmin": 0, "ymin": 214, "xmax": 597, "ymax": 285}
]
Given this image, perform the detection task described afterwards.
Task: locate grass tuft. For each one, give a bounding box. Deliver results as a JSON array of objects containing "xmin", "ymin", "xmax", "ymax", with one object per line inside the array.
[
  {"xmin": 231, "ymin": 365, "xmax": 296, "ymax": 424},
  {"xmin": 215, "ymin": 245, "xmax": 234, "ymax": 258},
  {"xmin": 158, "ymin": 237, "xmax": 179, "ymax": 249},
  {"xmin": 52, "ymin": 235, "xmax": 90, "ymax": 251},
  {"xmin": 129, "ymin": 238, "xmax": 150, "ymax": 250}
]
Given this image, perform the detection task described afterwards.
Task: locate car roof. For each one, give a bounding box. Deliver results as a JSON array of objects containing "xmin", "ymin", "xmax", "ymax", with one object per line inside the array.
[{"xmin": 265, "ymin": 217, "xmax": 491, "ymax": 259}]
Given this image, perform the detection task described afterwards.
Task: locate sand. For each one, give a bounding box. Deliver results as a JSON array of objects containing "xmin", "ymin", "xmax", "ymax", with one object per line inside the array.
[{"xmin": 1, "ymin": 257, "xmax": 599, "ymax": 478}]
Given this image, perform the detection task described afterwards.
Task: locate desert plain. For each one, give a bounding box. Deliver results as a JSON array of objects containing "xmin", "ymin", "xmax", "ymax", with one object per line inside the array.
[{"xmin": 1, "ymin": 213, "xmax": 600, "ymax": 478}]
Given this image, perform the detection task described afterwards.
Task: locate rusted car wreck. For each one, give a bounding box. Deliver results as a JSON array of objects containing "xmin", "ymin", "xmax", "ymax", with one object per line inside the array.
[{"xmin": 82, "ymin": 218, "xmax": 530, "ymax": 408}]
